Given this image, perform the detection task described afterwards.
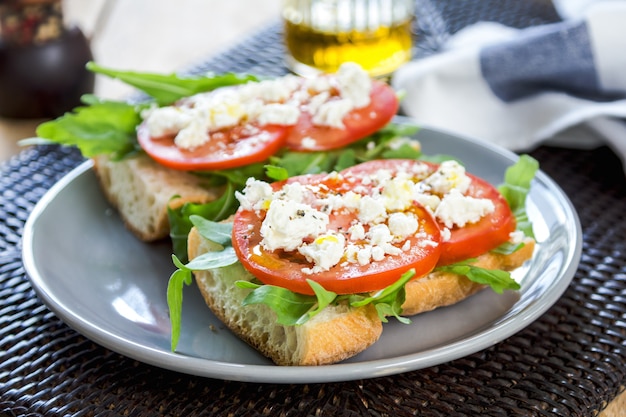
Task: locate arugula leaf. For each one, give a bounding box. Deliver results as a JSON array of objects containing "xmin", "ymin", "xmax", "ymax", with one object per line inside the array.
[
  {"xmin": 238, "ymin": 282, "xmax": 321, "ymax": 326},
  {"xmin": 381, "ymin": 142, "xmax": 423, "ymax": 160},
  {"xmin": 265, "ymin": 165, "xmax": 290, "ymax": 181},
  {"xmin": 300, "ymin": 280, "xmax": 338, "ymax": 324},
  {"xmin": 167, "ymin": 238, "xmax": 238, "ymax": 352},
  {"xmin": 270, "ymin": 151, "xmax": 335, "ymax": 176},
  {"xmin": 190, "ymin": 215, "xmax": 233, "ymax": 246},
  {"xmin": 195, "ymin": 162, "xmax": 267, "ymax": 187},
  {"xmin": 435, "ymin": 262, "xmax": 520, "ymax": 294},
  {"xmin": 347, "ymin": 269, "xmax": 414, "ymax": 323},
  {"xmin": 167, "ymin": 255, "xmax": 194, "ymax": 351},
  {"xmin": 333, "ymin": 148, "xmax": 357, "ymax": 171},
  {"xmin": 32, "ymin": 99, "xmax": 143, "ymax": 159},
  {"xmin": 186, "ymin": 247, "xmax": 239, "ymax": 270},
  {"xmin": 236, "ymin": 270, "xmax": 418, "ymax": 326},
  {"xmin": 167, "ymin": 183, "xmax": 238, "ymax": 262},
  {"xmin": 235, "ymin": 279, "xmax": 338, "ymax": 326},
  {"xmin": 491, "ymin": 241, "xmax": 526, "ymax": 255},
  {"xmin": 87, "ymin": 61, "xmax": 258, "ymax": 105},
  {"xmin": 498, "ymin": 154, "xmax": 539, "ymax": 238}
]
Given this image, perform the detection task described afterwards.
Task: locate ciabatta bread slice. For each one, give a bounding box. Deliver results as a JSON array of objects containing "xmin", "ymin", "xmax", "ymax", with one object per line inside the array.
[
  {"xmin": 187, "ymin": 227, "xmax": 383, "ymax": 366},
  {"xmin": 93, "ymin": 154, "xmax": 219, "ymax": 241},
  {"xmin": 188, "ymin": 226, "xmax": 535, "ymax": 366}
]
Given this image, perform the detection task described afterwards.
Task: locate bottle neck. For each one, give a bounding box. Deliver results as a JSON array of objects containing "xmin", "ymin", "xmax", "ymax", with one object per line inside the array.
[{"xmin": 0, "ymin": 0, "xmax": 64, "ymax": 46}]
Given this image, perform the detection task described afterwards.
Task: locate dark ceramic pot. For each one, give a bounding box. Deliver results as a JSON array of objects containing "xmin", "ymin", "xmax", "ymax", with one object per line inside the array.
[{"xmin": 0, "ymin": 25, "xmax": 95, "ymax": 119}]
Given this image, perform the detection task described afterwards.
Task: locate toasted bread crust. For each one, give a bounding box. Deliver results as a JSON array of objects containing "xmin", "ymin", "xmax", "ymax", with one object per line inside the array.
[
  {"xmin": 93, "ymin": 154, "xmax": 219, "ymax": 241},
  {"xmin": 189, "ymin": 228, "xmax": 383, "ymax": 366},
  {"xmin": 188, "ymin": 227, "xmax": 535, "ymax": 366}
]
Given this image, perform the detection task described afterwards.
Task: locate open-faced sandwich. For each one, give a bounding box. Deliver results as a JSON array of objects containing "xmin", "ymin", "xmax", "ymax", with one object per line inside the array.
[{"xmin": 32, "ymin": 62, "xmax": 539, "ymax": 366}]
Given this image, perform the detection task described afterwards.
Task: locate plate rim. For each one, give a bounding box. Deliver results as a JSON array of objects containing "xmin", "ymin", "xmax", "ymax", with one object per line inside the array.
[{"xmin": 21, "ymin": 126, "xmax": 582, "ymax": 384}]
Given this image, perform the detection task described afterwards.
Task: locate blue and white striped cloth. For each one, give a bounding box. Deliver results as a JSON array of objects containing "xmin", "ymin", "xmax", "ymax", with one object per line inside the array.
[{"xmin": 392, "ymin": 1, "xmax": 626, "ymax": 174}]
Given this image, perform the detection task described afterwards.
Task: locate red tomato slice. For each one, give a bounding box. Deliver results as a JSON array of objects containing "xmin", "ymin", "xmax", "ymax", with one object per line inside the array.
[
  {"xmin": 340, "ymin": 159, "xmax": 517, "ymax": 267},
  {"xmin": 232, "ymin": 171, "xmax": 441, "ymax": 295},
  {"xmin": 136, "ymin": 122, "xmax": 289, "ymax": 171},
  {"xmin": 285, "ymin": 80, "xmax": 399, "ymax": 152},
  {"xmin": 436, "ymin": 175, "xmax": 516, "ymax": 266}
]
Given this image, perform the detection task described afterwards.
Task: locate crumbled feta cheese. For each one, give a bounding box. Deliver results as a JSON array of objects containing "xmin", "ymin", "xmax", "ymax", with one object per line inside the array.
[
  {"xmin": 174, "ymin": 118, "xmax": 210, "ymax": 149},
  {"xmin": 348, "ymin": 223, "xmax": 366, "ymax": 241},
  {"xmin": 304, "ymin": 75, "xmax": 332, "ymax": 94},
  {"xmin": 144, "ymin": 106, "xmax": 193, "ymax": 137},
  {"xmin": 509, "ymin": 230, "xmax": 525, "ymax": 244},
  {"xmin": 435, "ymin": 188, "xmax": 495, "ymax": 228},
  {"xmin": 257, "ymin": 103, "xmax": 300, "ymax": 126},
  {"xmin": 300, "ymin": 137, "xmax": 317, "ymax": 150},
  {"xmin": 260, "ymin": 199, "xmax": 328, "ymax": 252},
  {"xmin": 240, "ymin": 77, "xmax": 299, "ymax": 102},
  {"xmin": 358, "ymin": 196, "xmax": 387, "ymax": 224},
  {"xmin": 368, "ymin": 224, "xmax": 394, "ymax": 246},
  {"xmin": 414, "ymin": 193, "xmax": 441, "ymax": 212},
  {"xmin": 235, "ymin": 178, "xmax": 274, "ymax": 211},
  {"xmin": 299, "ymin": 233, "xmax": 346, "ymax": 273},
  {"xmin": 312, "ymin": 98, "xmax": 353, "ymax": 128},
  {"xmin": 356, "ymin": 245, "xmax": 373, "ymax": 266},
  {"xmin": 306, "ymin": 91, "xmax": 331, "ymax": 115},
  {"xmin": 388, "ymin": 136, "xmax": 421, "ymax": 151},
  {"xmin": 382, "ymin": 177, "xmax": 415, "ymax": 211},
  {"xmin": 277, "ymin": 182, "xmax": 306, "ymax": 204},
  {"xmin": 337, "ymin": 62, "xmax": 372, "ymax": 108},
  {"xmin": 423, "ymin": 160, "xmax": 471, "ymax": 195},
  {"xmin": 371, "ymin": 245, "xmax": 386, "ymax": 262},
  {"xmin": 388, "ymin": 212, "xmax": 419, "ymax": 239}
]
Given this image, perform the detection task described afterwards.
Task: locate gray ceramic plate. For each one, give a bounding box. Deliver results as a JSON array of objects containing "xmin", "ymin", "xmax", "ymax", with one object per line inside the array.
[{"xmin": 22, "ymin": 125, "xmax": 582, "ymax": 383}]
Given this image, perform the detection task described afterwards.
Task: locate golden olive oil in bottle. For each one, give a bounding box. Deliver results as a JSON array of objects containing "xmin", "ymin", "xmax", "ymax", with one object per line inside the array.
[{"xmin": 283, "ymin": 0, "xmax": 413, "ymax": 78}]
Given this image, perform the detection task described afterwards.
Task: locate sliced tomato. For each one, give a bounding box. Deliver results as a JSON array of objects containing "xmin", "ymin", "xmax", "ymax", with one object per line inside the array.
[
  {"xmin": 285, "ymin": 80, "xmax": 399, "ymax": 152},
  {"xmin": 232, "ymin": 171, "xmax": 441, "ymax": 295},
  {"xmin": 136, "ymin": 122, "xmax": 289, "ymax": 171},
  {"xmin": 340, "ymin": 159, "xmax": 517, "ymax": 267},
  {"xmin": 436, "ymin": 175, "xmax": 516, "ymax": 266}
]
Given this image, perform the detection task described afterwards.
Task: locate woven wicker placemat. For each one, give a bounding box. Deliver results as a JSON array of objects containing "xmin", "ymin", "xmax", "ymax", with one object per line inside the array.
[{"xmin": 2, "ymin": 1, "xmax": 625, "ymax": 416}]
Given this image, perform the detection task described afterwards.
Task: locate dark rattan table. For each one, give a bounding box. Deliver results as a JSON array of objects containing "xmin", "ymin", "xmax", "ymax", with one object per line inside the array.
[{"xmin": 2, "ymin": 1, "xmax": 625, "ymax": 416}]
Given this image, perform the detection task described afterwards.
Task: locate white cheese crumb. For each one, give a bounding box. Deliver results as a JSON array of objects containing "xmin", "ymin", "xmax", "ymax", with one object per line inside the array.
[
  {"xmin": 300, "ymin": 137, "xmax": 318, "ymax": 150},
  {"xmin": 510, "ymin": 230, "xmax": 525, "ymax": 244},
  {"xmin": 337, "ymin": 62, "xmax": 372, "ymax": 108},
  {"xmin": 358, "ymin": 196, "xmax": 387, "ymax": 224},
  {"xmin": 435, "ymin": 188, "xmax": 495, "ymax": 228},
  {"xmin": 348, "ymin": 223, "xmax": 366, "ymax": 241},
  {"xmin": 299, "ymin": 233, "xmax": 346, "ymax": 273},
  {"xmin": 235, "ymin": 178, "xmax": 273, "ymax": 211},
  {"xmin": 423, "ymin": 160, "xmax": 471, "ymax": 195},
  {"xmin": 368, "ymin": 224, "xmax": 394, "ymax": 246},
  {"xmin": 388, "ymin": 212, "xmax": 419, "ymax": 239},
  {"xmin": 312, "ymin": 98, "xmax": 354, "ymax": 128},
  {"xmin": 382, "ymin": 177, "xmax": 415, "ymax": 211},
  {"xmin": 257, "ymin": 103, "xmax": 300, "ymax": 126},
  {"xmin": 144, "ymin": 106, "xmax": 193, "ymax": 137},
  {"xmin": 174, "ymin": 118, "xmax": 210, "ymax": 149},
  {"xmin": 260, "ymin": 199, "xmax": 328, "ymax": 252}
]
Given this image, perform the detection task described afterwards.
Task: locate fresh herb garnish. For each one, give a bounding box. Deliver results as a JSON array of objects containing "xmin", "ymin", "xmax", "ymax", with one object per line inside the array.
[
  {"xmin": 86, "ymin": 61, "xmax": 259, "ymax": 106},
  {"xmin": 435, "ymin": 260, "xmax": 521, "ymax": 294},
  {"xmin": 498, "ymin": 154, "xmax": 539, "ymax": 238},
  {"xmin": 166, "ymin": 217, "xmax": 239, "ymax": 351}
]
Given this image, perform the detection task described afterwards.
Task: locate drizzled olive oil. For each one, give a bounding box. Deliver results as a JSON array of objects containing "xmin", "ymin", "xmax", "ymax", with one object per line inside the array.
[{"xmin": 283, "ymin": 0, "xmax": 413, "ymax": 78}]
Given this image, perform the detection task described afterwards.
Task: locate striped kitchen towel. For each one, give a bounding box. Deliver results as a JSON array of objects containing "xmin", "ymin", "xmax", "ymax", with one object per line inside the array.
[{"xmin": 392, "ymin": 1, "xmax": 626, "ymax": 174}]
